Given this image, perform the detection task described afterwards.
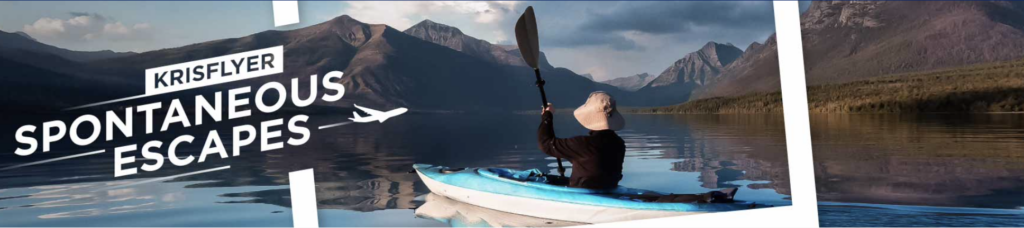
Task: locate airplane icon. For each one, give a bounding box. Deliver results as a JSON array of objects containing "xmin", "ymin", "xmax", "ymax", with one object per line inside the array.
[{"xmin": 349, "ymin": 104, "xmax": 408, "ymax": 123}]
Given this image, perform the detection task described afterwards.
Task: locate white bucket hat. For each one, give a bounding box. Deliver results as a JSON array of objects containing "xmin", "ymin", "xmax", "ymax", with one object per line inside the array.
[{"xmin": 573, "ymin": 91, "xmax": 625, "ymax": 131}]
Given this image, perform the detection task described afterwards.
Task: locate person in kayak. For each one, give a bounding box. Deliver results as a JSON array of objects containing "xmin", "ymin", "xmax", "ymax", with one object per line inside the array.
[
  {"xmin": 538, "ymin": 91, "xmax": 738, "ymax": 203},
  {"xmin": 538, "ymin": 91, "xmax": 627, "ymax": 190}
]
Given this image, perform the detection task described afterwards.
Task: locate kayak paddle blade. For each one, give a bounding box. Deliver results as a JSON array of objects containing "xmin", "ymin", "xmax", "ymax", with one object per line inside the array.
[{"xmin": 515, "ymin": 6, "xmax": 541, "ymax": 69}]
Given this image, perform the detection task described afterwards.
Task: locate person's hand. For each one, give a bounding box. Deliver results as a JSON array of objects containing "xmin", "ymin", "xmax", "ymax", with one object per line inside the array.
[{"xmin": 542, "ymin": 103, "xmax": 554, "ymax": 114}]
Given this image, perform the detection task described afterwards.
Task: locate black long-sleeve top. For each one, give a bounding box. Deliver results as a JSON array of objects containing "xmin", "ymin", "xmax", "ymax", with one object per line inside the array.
[{"xmin": 537, "ymin": 111, "xmax": 625, "ymax": 189}]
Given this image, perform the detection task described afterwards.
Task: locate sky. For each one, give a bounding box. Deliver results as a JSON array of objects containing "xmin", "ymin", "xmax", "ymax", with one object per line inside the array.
[{"xmin": 0, "ymin": 1, "xmax": 790, "ymax": 81}]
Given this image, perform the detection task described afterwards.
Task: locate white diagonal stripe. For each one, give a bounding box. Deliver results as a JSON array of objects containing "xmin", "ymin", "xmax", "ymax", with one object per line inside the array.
[
  {"xmin": 95, "ymin": 165, "xmax": 231, "ymax": 192},
  {"xmin": 0, "ymin": 149, "xmax": 106, "ymax": 171},
  {"xmin": 289, "ymin": 169, "xmax": 319, "ymax": 227},
  {"xmin": 272, "ymin": 1, "xmax": 300, "ymax": 27},
  {"xmin": 317, "ymin": 121, "xmax": 353, "ymax": 130}
]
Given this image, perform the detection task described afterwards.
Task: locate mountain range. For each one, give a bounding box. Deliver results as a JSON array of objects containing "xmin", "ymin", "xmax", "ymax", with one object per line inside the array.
[
  {"xmin": 627, "ymin": 37, "xmax": 781, "ymax": 106},
  {"xmin": 0, "ymin": 16, "xmax": 633, "ymax": 112},
  {"xmin": 599, "ymin": 73, "xmax": 653, "ymax": 91},
  {"xmin": 403, "ymin": 19, "xmax": 556, "ymax": 70},
  {"xmin": 0, "ymin": 12, "xmax": 794, "ymax": 112},
  {"xmin": 694, "ymin": 35, "xmax": 780, "ymax": 99},
  {"xmin": 6, "ymin": 1, "xmax": 1020, "ymax": 113},
  {"xmin": 633, "ymin": 0, "xmax": 1024, "ymax": 110},
  {"xmin": 0, "ymin": 30, "xmax": 143, "ymax": 110},
  {"xmin": 0, "ymin": 30, "xmax": 135, "ymax": 62}
]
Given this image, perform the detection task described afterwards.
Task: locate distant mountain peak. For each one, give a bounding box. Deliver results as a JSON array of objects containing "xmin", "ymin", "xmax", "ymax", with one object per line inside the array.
[
  {"xmin": 702, "ymin": 41, "xmax": 736, "ymax": 48},
  {"xmin": 745, "ymin": 42, "xmax": 762, "ymax": 52},
  {"xmin": 403, "ymin": 18, "xmax": 554, "ymax": 69},
  {"xmin": 317, "ymin": 14, "xmax": 375, "ymax": 31},
  {"xmin": 330, "ymin": 15, "xmax": 359, "ymax": 23},
  {"xmin": 14, "ymin": 31, "xmax": 35, "ymax": 41},
  {"xmin": 599, "ymin": 72, "xmax": 654, "ymax": 92},
  {"xmin": 413, "ymin": 19, "xmax": 445, "ymax": 28},
  {"xmin": 697, "ymin": 42, "xmax": 742, "ymax": 66},
  {"xmin": 0, "ymin": 30, "xmax": 134, "ymax": 62},
  {"xmin": 407, "ymin": 19, "xmax": 465, "ymax": 36},
  {"xmin": 637, "ymin": 72, "xmax": 651, "ymax": 79},
  {"xmin": 580, "ymin": 73, "xmax": 594, "ymax": 81},
  {"xmin": 635, "ymin": 40, "xmax": 746, "ymax": 104}
]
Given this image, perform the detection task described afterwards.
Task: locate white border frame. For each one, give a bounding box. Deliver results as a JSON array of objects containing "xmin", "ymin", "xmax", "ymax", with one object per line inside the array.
[
  {"xmin": 273, "ymin": 1, "xmax": 819, "ymax": 227},
  {"xmin": 587, "ymin": 1, "xmax": 819, "ymax": 227}
]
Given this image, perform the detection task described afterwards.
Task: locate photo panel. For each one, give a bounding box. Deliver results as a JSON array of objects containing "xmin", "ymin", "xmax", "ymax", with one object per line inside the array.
[{"xmin": 799, "ymin": 1, "xmax": 1024, "ymax": 227}]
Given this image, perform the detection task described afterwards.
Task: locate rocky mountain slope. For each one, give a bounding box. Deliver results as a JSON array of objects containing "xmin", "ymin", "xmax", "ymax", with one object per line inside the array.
[
  {"xmin": 646, "ymin": 42, "xmax": 743, "ymax": 88},
  {"xmin": 624, "ymin": 33, "xmax": 782, "ymax": 106},
  {"xmin": 694, "ymin": 35, "xmax": 780, "ymax": 99},
  {"xmin": 630, "ymin": 42, "xmax": 765, "ymax": 106},
  {"xmin": 801, "ymin": 1, "xmax": 1024, "ymax": 85},
  {"xmin": 403, "ymin": 19, "xmax": 555, "ymax": 70}
]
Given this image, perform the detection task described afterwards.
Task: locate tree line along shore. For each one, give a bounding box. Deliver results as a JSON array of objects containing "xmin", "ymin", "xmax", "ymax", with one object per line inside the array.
[{"xmin": 628, "ymin": 58, "xmax": 1024, "ymax": 114}]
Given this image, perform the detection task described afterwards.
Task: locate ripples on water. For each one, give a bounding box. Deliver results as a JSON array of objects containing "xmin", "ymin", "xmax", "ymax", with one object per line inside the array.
[
  {"xmin": 0, "ymin": 113, "xmax": 790, "ymax": 226},
  {"xmin": 819, "ymin": 204, "xmax": 1024, "ymax": 227},
  {"xmin": 813, "ymin": 113, "xmax": 1024, "ymax": 226}
]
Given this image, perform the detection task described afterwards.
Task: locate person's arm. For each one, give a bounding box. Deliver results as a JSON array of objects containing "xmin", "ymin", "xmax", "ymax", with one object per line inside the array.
[{"xmin": 537, "ymin": 107, "xmax": 592, "ymax": 160}]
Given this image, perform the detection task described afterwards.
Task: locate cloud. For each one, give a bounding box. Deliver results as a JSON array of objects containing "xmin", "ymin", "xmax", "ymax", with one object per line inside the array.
[
  {"xmin": 22, "ymin": 12, "xmax": 152, "ymax": 43},
  {"xmin": 69, "ymin": 12, "xmax": 108, "ymax": 21},
  {"xmin": 547, "ymin": 30, "xmax": 641, "ymax": 51},
  {"xmin": 579, "ymin": 2, "xmax": 774, "ymax": 35},
  {"xmin": 23, "ymin": 18, "xmax": 66, "ymax": 36},
  {"xmin": 543, "ymin": 1, "xmax": 775, "ymax": 51},
  {"xmin": 342, "ymin": 1, "xmax": 519, "ymax": 31},
  {"xmin": 435, "ymin": 1, "xmax": 517, "ymax": 23}
]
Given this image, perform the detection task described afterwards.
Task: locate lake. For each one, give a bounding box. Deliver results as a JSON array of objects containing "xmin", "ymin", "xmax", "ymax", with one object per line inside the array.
[
  {"xmin": 812, "ymin": 113, "xmax": 1024, "ymax": 226},
  {"xmin": 0, "ymin": 113, "xmax": 791, "ymax": 226}
]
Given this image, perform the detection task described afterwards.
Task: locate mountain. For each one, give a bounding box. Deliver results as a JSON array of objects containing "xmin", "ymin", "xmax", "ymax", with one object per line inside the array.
[
  {"xmin": 647, "ymin": 42, "xmax": 743, "ymax": 87},
  {"xmin": 0, "ymin": 30, "xmax": 136, "ymax": 62},
  {"xmin": 1, "ymin": 15, "xmax": 779, "ymax": 111},
  {"xmin": 800, "ymin": 1, "xmax": 1024, "ymax": 85},
  {"xmin": 0, "ymin": 56, "xmax": 127, "ymax": 111},
  {"xmin": 14, "ymin": 31, "xmax": 34, "ymax": 41},
  {"xmin": 76, "ymin": 15, "xmax": 625, "ymax": 111},
  {"xmin": 600, "ymin": 73, "xmax": 653, "ymax": 91},
  {"xmin": 631, "ymin": 42, "xmax": 744, "ymax": 106},
  {"xmin": 580, "ymin": 73, "xmax": 594, "ymax": 81},
  {"xmin": 402, "ymin": 19, "xmax": 555, "ymax": 70},
  {"xmin": 627, "ymin": 35, "xmax": 782, "ymax": 113},
  {"xmin": 694, "ymin": 35, "xmax": 780, "ymax": 99}
]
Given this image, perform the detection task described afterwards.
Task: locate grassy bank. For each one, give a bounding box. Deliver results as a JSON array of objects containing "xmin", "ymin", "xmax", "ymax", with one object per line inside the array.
[
  {"xmin": 627, "ymin": 92, "xmax": 782, "ymax": 114},
  {"xmin": 630, "ymin": 58, "xmax": 1024, "ymax": 114},
  {"xmin": 807, "ymin": 58, "xmax": 1024, "ymax": 113}
]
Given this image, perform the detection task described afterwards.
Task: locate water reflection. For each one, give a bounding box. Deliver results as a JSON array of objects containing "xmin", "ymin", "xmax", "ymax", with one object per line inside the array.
[
  {"xmin": 811, "ymin": 114, "xmax": 1024, "ymax": 209},
  {"xmin": 415, "ymin": 193, "xmax": 583, "ymax": 227},
  {"xmin": 0, "ymin": 113, "xmax": 790, "ymax": 226},
  {"xmin": 635, "ymin": 114, "xmax": 791, "ymax": 196}
]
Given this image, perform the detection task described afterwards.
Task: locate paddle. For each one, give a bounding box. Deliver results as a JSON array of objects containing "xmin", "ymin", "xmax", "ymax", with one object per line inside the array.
[{"xmin": 515, "ymin": 6, "xmax": 566, "ymax": 178}]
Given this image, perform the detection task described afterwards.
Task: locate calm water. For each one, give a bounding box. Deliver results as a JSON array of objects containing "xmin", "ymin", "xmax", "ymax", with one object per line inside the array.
[
  {"xmin": 812, "ymin": 114, "xmax": 1024, "ymax": 227},
  {"xmin": 0, "ymin": 113, "xmax": 791, "ymax": 226}
]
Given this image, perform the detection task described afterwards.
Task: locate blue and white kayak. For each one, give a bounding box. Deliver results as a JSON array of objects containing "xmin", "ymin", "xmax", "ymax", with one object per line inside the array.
[{"xmin": 413, "ymin": 164, "xmax": 761, "ymax": 223}]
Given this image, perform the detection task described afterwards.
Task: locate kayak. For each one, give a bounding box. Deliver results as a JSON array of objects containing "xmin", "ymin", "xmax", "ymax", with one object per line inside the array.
[{"xmin": 413, "ymin": 164, "xmax": 762, "ymax": 223}]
